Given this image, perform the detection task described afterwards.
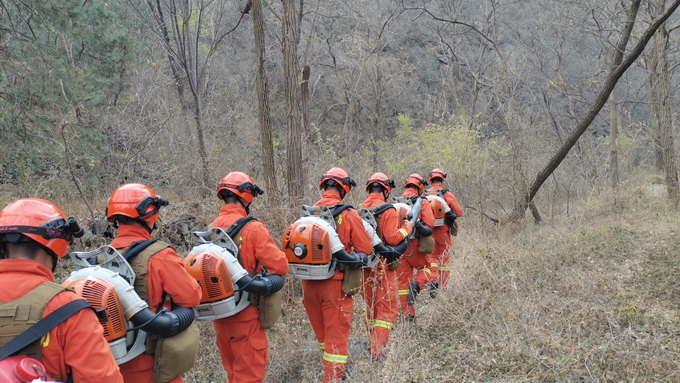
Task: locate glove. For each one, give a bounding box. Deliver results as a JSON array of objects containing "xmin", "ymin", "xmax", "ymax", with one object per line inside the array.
[
  {"xmin": 414, "ymin": 220, "xmax": 433, "ymax": 236},
  {"xmin": 444, "ymin": 211, "xmax": 457, "ymax": 226}
]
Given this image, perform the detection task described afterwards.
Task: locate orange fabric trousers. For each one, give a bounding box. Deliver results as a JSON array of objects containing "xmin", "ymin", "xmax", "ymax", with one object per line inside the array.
[
  {"xmin": 396, "ymin": 238, "xmax": 428, "ymax": 317},
  {"xmin": 415, "ymin": 253, "xmax": 439, "ymax": 289},
  {"xmin": 213, "ymin": 317, "xmax": 268, "ymax": 383},
  {"xmin": 302, "ymin": 279, "xmax": 352, "ymax": 383},
  {"xmin": 431, "ymin": 226, "xmax": 453, "ymax": 286},
  {"xmin": 362, "ymin": 262, "xmax": 398, "ymax": 358}
]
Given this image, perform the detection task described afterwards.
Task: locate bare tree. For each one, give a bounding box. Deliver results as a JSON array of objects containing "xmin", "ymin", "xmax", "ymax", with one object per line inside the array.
[
  {"xmin": 251, "ymin": 0, "xmax": 279, "ymax": 203},
  {"xmin": 282, "ymin": 0, "xmax": 304, "ymax": 201},
  {"xmin": 509, "ymin": 0, "xmax": 680, "ymax": 222},
  {"xmin": 137, "ymin": 0, "xmax": 246, "ymax": 191}
]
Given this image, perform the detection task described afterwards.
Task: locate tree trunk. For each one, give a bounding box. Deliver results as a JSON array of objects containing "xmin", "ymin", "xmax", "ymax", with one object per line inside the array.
[
  {"xmin": 608, "ymin": 92, "xmax": 620, "ymax": 189},
  {"xmin": 652, "ymin": 8, "xmax": 680, "ymax": 205},
  {"xmin": 252, "ymin": 0, "xmax": 278, "ymax": 204},
  {"xmin": 508, "ymin": 0, "xmax": 680, "ymax": 222},
  {"xmin": 282, "ymin": 0, "xmax": 303, "ymax": 201}
]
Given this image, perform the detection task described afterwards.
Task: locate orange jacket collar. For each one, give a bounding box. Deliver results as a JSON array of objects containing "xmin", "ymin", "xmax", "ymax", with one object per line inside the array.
[
  {"xmin": 362, "ymin": 193, "xmax": 386, "ymax": 208},
  {"xmin": 429, "ymin": 184, "xmax": 443, "ymax": 190},
  {"xmin": 0, "ymin": 259, "xmax": 54, "ymax": 281},
  {"xmin": 111, "ymin": 224, "xmax": 153, "ymax": 249},
  {"xmin": 402, "ymin": 188, "xmax": 420, "ymax": 197},
  {"xmin": 316, "ymin": 189, "xmax": 343, "ymax": 206},
  {"xmin": 218, "ymin": 203, "xmax": 248, "ymax": 218}
]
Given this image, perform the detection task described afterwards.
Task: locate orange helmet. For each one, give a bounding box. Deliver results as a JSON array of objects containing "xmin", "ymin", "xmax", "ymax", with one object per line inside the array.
[
  {"xmin": 217, "ymin": 171, "xmax": 263, "ymax": 204},
  {"xmin": 106, "ymin": 183, "xmax": 168, "ymax": 224},
  {"xmin": 0, "ymin": 198, "xmax": 84, "ymax": 258},
  {"xmin": 319, "ymin": 167, "xmax": 356, "ymax": 195},
  {"xmin": 429, "ymin": 168, "xmax": 447, "ymax": 181},
  {"xmin": 405, "ymin": 173, "xmax": 428, "ymax": 191},
  {"xmin": 365, "ymin": 172, "xmax": 395, "ymax": 194}
]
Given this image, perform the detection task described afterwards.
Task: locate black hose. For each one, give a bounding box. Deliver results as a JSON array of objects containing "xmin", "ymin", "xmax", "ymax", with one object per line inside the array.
[
  {"xmin": 129, "ymin": 305, "xmax": 195, "ymax": 338},
  {"xmin": 415, "ymin": 221, "xmax": 433, "ymax": 237},
  {"xmin": 235, "ymin": 274, "xmax": 285, "ymax": 295},
  {"xmin": 374, "ymin": 238, "xmax": 409, "ymax": 259},
  {"xmin": 332, "ymin": 249, "xmax": 368, "ymax": 268}
]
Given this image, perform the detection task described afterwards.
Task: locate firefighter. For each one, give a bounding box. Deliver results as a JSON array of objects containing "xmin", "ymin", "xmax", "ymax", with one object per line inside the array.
[
  {"xmin": 426, "ymin": 168, "xmax": 463, "ymax": 289},
  {"xmin": 211, "ymin": 171, "xmax": 289, "ymax": 383},
  {"xmin": 303, "ymin": 167, "xmax": 373, "ymax": 382},
  {"xmin": 0, "ymin": 198, "xmax": 123, "ymax": 382},
  {"xmin": 360, "ymin": 172, "xmax": 413, "ymax": 360},
  {"xmin": 396, "ymin": 174, "xmax": 435, "ymax": 321},
  {"xmin": 107, "ymin": 183, "xmax": 201, "ymax": 383}
]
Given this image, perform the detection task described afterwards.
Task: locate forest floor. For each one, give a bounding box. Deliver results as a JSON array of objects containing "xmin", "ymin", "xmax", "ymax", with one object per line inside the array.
[{"xmin": 43, "ymin": 173, "xmax": 680, "ymax": 382}]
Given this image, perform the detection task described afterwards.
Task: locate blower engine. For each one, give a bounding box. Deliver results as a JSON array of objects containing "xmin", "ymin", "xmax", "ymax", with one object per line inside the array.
[
  {"xmin": 184, "ymin": 227, "xmax": 285, "ymax": 321},
  {"xmin": 391, "ymin": 196, "xmax": 423, "ymax": 240},
  {"xmin": 358, "ymin": 207, "xmax": 410, "ymax": 262},
  {"xmin": 425, "ymin": 194, "xmax": 451, "ymax": 227},
  {"xmin": 64, "ymin": 246, "xmax": 195, "ymax": 365},
  {"xmin": 0, "ymin": 355, "xmax": 49, "ymax": 383},
  {"xmin": 282, "ymin": 205, "xmax": 368, "ymax": 279}
]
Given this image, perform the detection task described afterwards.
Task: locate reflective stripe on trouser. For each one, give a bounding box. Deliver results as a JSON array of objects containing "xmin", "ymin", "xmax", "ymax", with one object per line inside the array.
[
  {"xmin": 416, "ymin": 254, "xmax": 440, "ymax": 288},
  {"xmin": 213, "ymin": 315, "xmax": 268, "ymax": 383},
  {"xmin": 302, "ymin": 278, "xmax": 352, "ymax": 383},
  {"xmin": 362, "ymin": 264, "xmax": 398, "ymax": 358},
  {"xmin": 396, "ymin": 251, "xmax": 424, "ymax": 317},
  {"xmin": 432, "ymin": 226, "xmax": 453, "ymax": 287}
]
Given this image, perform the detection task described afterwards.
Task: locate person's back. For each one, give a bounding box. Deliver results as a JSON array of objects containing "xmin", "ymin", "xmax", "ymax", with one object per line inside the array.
[
  {"xmin": 0, "ymin": 198, "xmax": 123, "ymax": 383},
  {"xmin": 426, "ymin": 168, "xmax": 463, "ymax": 289},
  {"xmin": 210, "ymin": 171, "xmax": 289, "ymax": 383},
  {"xmin": 395, "ymin": 174, "xmax": 435, "ymax": 320},
  {"xmin": 106, "ymin": 184, "xmax": 201, "ymax": 383},
  {"xmin": 303, "ymin": 167, "xmax": 372, "ymax": 382},
  {"xmin": 360, "ymin": 173, "xmax": 413, "ymax": 359}
]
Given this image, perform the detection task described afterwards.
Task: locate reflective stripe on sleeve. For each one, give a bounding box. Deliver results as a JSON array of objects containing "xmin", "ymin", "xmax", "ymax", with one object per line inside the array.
[
  {"xmin": 398, "ymin": 228, "xmax": 409, "ymax": 239},
  {"xmin": 398, "ymin": 289, "xmax": 409, "ymax": 296}
]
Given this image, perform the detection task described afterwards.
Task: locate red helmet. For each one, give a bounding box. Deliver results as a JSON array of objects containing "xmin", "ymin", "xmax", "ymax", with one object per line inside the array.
[
  {"xmin": 429, "ymin": 168, "xmax": 447, "ymax": 181},
  {"xmin": 365, "ymin": 172, "xmax": 395, "ymax": 194},
  {"xmin": 217, "ymin": 171, "xmax": 263, "ymax": 204},
  {"xmin": 0, "ymin": 198, "xmax": 84, "ymax": 258},
  {"xmin": 405, "ymin": 173, "xmax": 428, "ymax": 191},
  {"xmin": 319, "ymin": 167, "xmax": 356, "ymax": 195},
  {"xmin": 106, "ymin": 183, "xmax": 168, "ymax": 224}
]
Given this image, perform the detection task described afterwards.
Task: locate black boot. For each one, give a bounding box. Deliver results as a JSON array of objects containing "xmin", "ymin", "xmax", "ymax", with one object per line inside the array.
[
  {"xmin": 429, "ymin": 280, "xmax": 439, "ymax": 298},
  {"xmin": 406, "ymin": 281, "xmax": 420, "ymax": 306}
]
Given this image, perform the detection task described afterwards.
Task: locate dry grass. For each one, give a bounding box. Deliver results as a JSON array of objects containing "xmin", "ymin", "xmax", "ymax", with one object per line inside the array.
[{"xmin": 18, "ymin": 172, "xmax": 680, "ymax": 382}]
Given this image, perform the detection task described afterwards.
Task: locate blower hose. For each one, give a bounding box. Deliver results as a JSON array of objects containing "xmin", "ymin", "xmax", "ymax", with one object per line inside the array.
[
  {"xmin": 129, "ymin": 305, "xmax": 195, "ymax": 338},
  {"xmin": 414, "ymin": 220, "xmax": 433, "ymax": 237},
  {"xmin": 235, "ymin": 274, "xmax": 285, "ymax": 296},
  {"xmin": 374, "ymin": 238, "xmax": 409, "ymax": 260},
  {"xmin": 332, "ymin": 249, "xmax": 369, "ymax": 268}
]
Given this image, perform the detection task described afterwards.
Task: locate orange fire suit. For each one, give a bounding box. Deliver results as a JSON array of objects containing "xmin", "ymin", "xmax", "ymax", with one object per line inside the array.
[
  {"xmin": 111, "ymin": 225, "xmax": 202, "ymax": 383},
  {"xmin": 302, "ymin": 190, "xmax": 373, "ymax": 382},
  {"xmin": 396, "ymin": 189, "xmax": 435, "ymax": 318},
  {"xmin": 427, "ymin": 185, "xmax": 463, "ymax": 287},
  {"xmin": 360, "ymin": 193, "xmax": 412, "ymax": 359},
  {"xmin": 0, "ymin": 259, "xmax": 123, "ymax": 383},
  {"xmin": 211, "ymin": 204, "xmax": 289, "ymax": 383}
]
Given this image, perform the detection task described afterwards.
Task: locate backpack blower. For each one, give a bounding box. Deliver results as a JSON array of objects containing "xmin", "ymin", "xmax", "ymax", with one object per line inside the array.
[
  {"xmin": 282, "ymin": 205, "xmax": 369, "ymax": 280},
  {"xmin": 64, "ymin": 246, "xmax": 195, "ymax": 365},
  {"xmin": 183, "ymin": 227, "xmax": 285, "ymax": 321}
]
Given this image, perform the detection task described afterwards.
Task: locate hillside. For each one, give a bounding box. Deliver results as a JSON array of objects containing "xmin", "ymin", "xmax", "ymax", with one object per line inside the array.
[{"xmin": 178, "ymin": 174, "xmax": 679, "ymax": 382}]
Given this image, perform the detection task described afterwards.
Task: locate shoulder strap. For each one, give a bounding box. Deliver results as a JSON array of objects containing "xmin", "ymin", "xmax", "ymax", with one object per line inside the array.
[
  {"xmin": 226, "ymin": 217, "xmax": 258, "ymax": 239},
  {"xmin": 330, "ymin": 204, "xmax": 353, "ymax": 218},
  {"xmin": 0, "ymin": 299, "xmax": 90, "ymax": 360},
  {"xmin": 122, "ymin": 239, "xmax": 158, "ymax": 261},
  {"xmin": 371, "ymin": 203, "xmax": 394, "ymax": 216}
]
